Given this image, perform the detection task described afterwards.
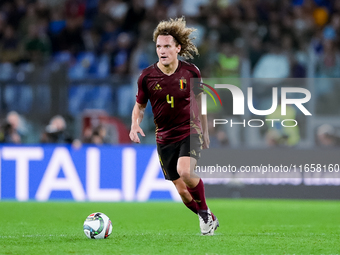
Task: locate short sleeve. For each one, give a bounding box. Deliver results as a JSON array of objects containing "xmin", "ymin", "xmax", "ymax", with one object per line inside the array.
[
  {"xmin": 192, "ymin": 64, "xmax": 203, "ymax": 96},
  {"xmin": 136, "ymin": 72, "xmax": 148, "ymax": 104}
]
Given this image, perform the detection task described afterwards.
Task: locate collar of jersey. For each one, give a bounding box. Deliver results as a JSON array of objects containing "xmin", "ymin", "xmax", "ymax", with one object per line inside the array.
[{"xmin": 155, "ymin": 60, "xmax": 182, "ymax": 76}]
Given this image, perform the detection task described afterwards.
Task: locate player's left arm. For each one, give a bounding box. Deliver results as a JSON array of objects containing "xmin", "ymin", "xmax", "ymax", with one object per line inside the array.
[{"xmin": 196, "ymin": 92, "xmax": 210, "ymax": 149}]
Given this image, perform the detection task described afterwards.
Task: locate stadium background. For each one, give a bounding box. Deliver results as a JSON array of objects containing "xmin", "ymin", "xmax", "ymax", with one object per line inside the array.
[{"xmin": 0, "ymin": 0, "xmax": 340, "ymax": 201}]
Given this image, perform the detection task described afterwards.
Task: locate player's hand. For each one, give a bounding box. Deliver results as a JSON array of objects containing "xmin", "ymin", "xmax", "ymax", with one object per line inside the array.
[
  {"xmin": 129, "ymin": 124, "xmax": 145, "ymax": 143},
  {"xmin": 202, "ymin": 132, "xmax": 210, "ymax": 149}
]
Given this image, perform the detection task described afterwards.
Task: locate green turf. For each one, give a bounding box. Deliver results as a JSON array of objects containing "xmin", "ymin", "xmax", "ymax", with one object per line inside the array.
[{"xmin": 1, "ymin": 199, "xmax": 340, "ymax": 254}]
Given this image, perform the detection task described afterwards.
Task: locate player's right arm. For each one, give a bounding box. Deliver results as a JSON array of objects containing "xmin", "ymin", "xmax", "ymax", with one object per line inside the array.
[
  {"xmin": 129, "ymin": 102, "xmax": 147, "ymax": 143},
  {"xmin": 131, "ymin": 67, "xmax": 151, "ymax": 143}
]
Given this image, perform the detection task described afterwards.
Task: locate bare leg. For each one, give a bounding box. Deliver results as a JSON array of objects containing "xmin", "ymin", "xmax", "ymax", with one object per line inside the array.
[
  {"xmin": 173, "ymin": 177, "xmax": 198, "ymax": 214},
  {"xmin": 172, "ymin": 177, "xmax": 193, "ymax": 203},
  {"xmin": 176, "ymin": 156, "xmax": 199, "ymax": 188}
]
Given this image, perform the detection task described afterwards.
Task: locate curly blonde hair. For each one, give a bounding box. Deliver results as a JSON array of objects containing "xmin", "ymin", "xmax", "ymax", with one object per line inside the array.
[{"xmin": 153, "ymin": 17, "xmax": 199, "ymax": 59}]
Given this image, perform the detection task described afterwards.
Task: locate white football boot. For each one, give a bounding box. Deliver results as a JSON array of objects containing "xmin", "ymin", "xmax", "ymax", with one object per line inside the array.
[{"xmin": 198, "ymin": 208, "xmax": 219, "ymax": 235}]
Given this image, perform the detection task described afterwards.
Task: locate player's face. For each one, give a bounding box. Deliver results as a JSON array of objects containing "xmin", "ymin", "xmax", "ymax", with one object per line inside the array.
[{"xmin": 156, "ymin": 35, "xmax": 181, "ymax": 67}]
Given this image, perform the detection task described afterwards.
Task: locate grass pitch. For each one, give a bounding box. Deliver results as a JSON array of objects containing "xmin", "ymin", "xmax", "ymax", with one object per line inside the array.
[{"xmin": 1, "ymin": 199, "xmax": 340, "ymax": 254}]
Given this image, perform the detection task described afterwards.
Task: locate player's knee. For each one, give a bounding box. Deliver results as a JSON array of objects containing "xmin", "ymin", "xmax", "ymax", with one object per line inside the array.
[{"xmin": 177, "ymin": 167, "xmax": 191, "ymax": 180}]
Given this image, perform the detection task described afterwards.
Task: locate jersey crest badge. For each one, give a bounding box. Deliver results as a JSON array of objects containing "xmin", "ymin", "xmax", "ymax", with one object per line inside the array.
[{"xmin": 179, "ymin": 78, "xmax": 187, "ymax": 90}]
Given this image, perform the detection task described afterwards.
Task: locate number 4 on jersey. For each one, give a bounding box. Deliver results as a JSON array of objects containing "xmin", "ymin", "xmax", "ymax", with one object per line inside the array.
[{"xmin": 166, "ymin": 94, "xmax": 174, "ymax": 108}]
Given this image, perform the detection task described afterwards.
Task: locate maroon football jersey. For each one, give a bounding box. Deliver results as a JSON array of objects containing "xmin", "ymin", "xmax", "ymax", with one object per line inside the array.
[{"xmin": 136, "ymin": 60, "xmax": 203, "ymax": 144}]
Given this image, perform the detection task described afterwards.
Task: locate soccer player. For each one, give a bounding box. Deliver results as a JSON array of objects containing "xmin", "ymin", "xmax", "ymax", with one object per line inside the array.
[{"xmin": 129, "ymin": 17, "xmax": 219, "ymax": 235}]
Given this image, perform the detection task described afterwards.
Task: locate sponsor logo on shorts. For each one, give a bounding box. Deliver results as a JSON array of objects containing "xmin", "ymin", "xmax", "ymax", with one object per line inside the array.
[{"xmin": 189, "ymin": 149, "xmax": 197, "ymax": 156}]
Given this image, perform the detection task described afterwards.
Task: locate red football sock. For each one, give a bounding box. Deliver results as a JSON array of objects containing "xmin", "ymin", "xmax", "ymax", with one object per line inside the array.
[
  {"xmin": 186, "ymin": 179, "xmax": 208, "ymax": 211},
  {"xmin": 184, "ymin": 199, "xmax": 199, "ymax": 214}
]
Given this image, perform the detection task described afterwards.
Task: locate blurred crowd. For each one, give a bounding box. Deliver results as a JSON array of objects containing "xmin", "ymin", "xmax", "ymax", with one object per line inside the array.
[
  {"xmin": 0, "ymin": 110, "xmax": 130, "ymax": 146},
  {"xmin": 0, "ymin": 0, "xmax": 338, "ymax": 77},
  {"xmin": 0, "ymin": 0, "xmax": 339, "ymax": 147}
]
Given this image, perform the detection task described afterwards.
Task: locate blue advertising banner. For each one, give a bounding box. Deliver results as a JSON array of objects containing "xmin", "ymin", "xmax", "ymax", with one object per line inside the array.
[
  {"xmin": 1, "ymin": 145, "xmax": 339, "ymax": 201},
  {"xmin": 0, "ymin": 145, "xmax": 181, "ymax": 201}
]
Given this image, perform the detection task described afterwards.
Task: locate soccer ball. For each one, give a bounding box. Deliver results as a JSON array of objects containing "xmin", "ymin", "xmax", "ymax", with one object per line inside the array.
[{"xmin": 83, "ymin": 212, "xmax": 112, "ymax": 239}]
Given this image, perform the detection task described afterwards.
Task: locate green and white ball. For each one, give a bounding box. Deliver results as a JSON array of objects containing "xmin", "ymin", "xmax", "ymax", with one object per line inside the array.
[{"xmin": 83, "ymin": 212, "xmax": 112, "ymax": 239}]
